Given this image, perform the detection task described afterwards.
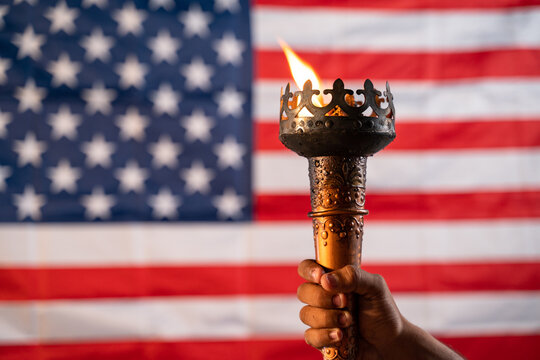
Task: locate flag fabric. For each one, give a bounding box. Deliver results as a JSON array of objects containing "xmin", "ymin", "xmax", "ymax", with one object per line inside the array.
[{"xmin": 0, "ymin": 0, "xmax": 539, "ymax": 359}]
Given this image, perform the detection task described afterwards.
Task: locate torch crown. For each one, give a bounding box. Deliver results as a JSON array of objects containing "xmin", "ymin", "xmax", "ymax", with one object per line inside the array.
[{"xmin": 279, "ymin": 79, "xmax": 396, "ymax": 157}]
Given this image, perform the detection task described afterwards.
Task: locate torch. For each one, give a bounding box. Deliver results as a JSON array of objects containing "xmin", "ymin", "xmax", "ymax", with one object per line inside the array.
[{"xmin": 278, "ymin": 45, "xmax": 396, "ymax": 360}]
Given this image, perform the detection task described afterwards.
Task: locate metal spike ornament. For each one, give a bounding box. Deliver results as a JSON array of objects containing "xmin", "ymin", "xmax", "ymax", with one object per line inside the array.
[{"xmin": 279, "ymin": 78, "xmax": 396, "ymax": 360}]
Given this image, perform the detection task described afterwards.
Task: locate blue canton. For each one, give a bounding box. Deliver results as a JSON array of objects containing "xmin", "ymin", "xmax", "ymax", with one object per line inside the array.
[{"xmin": 0, "ymin": 0, "xmax": 252, "ymax": 222}]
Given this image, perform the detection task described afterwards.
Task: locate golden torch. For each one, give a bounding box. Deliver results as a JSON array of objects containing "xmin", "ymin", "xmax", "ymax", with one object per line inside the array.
[{"xmin": 278, "ymin": 43, "xmax": 396, "ymax": 360}]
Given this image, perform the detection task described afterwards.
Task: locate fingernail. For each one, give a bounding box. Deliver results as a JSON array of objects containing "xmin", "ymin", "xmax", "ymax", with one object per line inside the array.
[
  {"xmin": 332, "ymin": 294, "xmax": 343, "ymax": 307},
  {"xmin": 338, "ymin": 313, "xmax": 349, "ymax": 326},
  {"xmin": 325, "ymin": 274, "xmax": 339, "ymax": 288},
  {"xmin": 329, "ymin": 330, "xmax": 341, "ymax": 341}
]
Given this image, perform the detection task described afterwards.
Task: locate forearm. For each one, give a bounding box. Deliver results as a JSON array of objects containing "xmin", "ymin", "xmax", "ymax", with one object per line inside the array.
[{"xmin": 375, "ymin": 318, "xmax": 463, "ymax": 360}]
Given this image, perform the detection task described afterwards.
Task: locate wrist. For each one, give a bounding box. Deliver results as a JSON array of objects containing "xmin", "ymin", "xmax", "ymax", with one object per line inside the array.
[{"xmin": 373, "ymin": 318, "xmax": 463, "ymax": 360}]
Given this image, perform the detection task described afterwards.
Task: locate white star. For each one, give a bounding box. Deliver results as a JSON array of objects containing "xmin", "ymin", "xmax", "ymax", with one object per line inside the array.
[
  {"xmin": 149, "ymin": 187, "xmax": 180, "ymax": 219},
  {"xmin": 80, "ymin": 28, "xmax": 114, "ymax": 62},
  {"xmin": 213, "ymin": 33, "xmax": 245, "ymax": 65},
  {"xmin": 115, "ymin": 54, "xmax": 148, "ymax": 89},
  {"xmin": 148, "ymin": 30, "xmax": 180, "ymax": 64},
  {"xmin": 151, "ymin": 83, "xmax": 180, "ymax": 116},
  {"xmin": 0, "ymin": 58, "xmax": 10, "ymax": 84},
  {"xmin": 214, "ymin": 136, "xmax": 246, "ymax": 169},
  {"xmin": 179, "ymin": 4, "xmax": 212, "ymax": 38},
  {"xmin": 113, "ymin": 3, "xmax": 147, "ymax": 36},
  {"xmin": 0, "ymin": 6, "xmax": 8, "ymax": 29},
  {"xmin": 215, "ymin": 86, "xmax": 245, "ymax": 117},
  {"xmin": 82, "ymin": 0, "xmax": 107, "ymax": 9},
  {"xmin": 149, "ymin": 0, "xmax": 174, "ymax": 10},
  {"xmin": 213, "ymin": 188, "xmax": 246, "ymax": 220},
  {"xmin": 215, "ymin": 0, "xmax": 240, "ymax": 13},
  {"xmin": 13, "ymin": 186, "xmax": 46, "ymax": 221},
  {"xmin": 47, "ymin": 159, "xmax": 81, "ymax": 193},
  {"xmin": 181, "ymin": 109, "xmax": 214, "ymax": 143},
  {"xmin": 82, "ymin": 82, "xmax": 117, "ymax": 115},
  {"xmin": 0, "ymin": 110, "xmax": 12, "ymax": 138},
  {"xmin": 81, "ymin": 134, "xmax": 115, "ymax": 167},
  {"xmin": 14, "ymin": 79, "xmax": 47, "ymax": 113},
  {"xmin": 12, "ymin": 26, "xmax": 45, "ymax": 60},
  {"xmin": 47, "ymin": 53, "xmax": 81, "ymax": 88},
  {"xmin": 181, "ymin": 161, "xmax": 214, "ymax": 195},
  {"xmin": 148, "ymin": 135, "xmax": 181, "ymax": 168},
  {"xmin": 181, "ymin": 57, "xmax": 214, "ymax": 91},
  {"xmin": 81, "ymin": 187, "xmax": 115, "ymax": 220},
  {"xmin": 0, "ymin": 166, "xmax": 11, "ymax": 191},
  {"xmin": 115, "ymin": 160, "xmax": 148, "ymax": 193},
  {"xmin": 116, "ymin": 107, "xmax": 148, "ymax": 141},
  {"xmin": 48, "ymin": 105, "xmax": 81, "ymax": 140},
  {"xmin": 44, "ymin": 1, "xmax": 78, "ymax": 34},
  {"xmin": 14, "ymin": 132, "xmax": 47, "ymax": 167}
]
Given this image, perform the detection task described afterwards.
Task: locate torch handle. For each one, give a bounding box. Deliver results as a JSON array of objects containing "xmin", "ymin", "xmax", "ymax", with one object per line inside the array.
[
  {"xmin": 308, "ymin": 156, "xmax": 368, "ymax": 360},
  {"xmin": 313, "ymin": 213, "xmax": 364, "ymax": 360}
]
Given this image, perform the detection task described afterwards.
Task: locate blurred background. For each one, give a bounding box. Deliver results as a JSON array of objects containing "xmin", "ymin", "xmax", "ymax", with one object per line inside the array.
[{"xmin": 0, "ymin": 0, "xmax": 539, "ymax": 359}]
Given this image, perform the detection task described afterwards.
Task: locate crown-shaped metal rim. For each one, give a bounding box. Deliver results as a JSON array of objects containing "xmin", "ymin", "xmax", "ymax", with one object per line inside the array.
[{"xmin": 280, "ymin": 78, "xmax": 395, "ymax": 124}]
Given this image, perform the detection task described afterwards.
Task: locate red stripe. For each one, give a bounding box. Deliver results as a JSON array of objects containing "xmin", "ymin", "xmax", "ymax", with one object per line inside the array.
[
  {"xmin": 1, "ymin": 335, "xmax": 538, "ymax": 360},
  {"xmin": 255, "ymin": 120, "xmax": 540, "ymax": 152},
  {"xmin": 255, "ymin": 191, "xmax": 540, "ymax": 221},
  {"xmin": 255, "ymin": 49, "xmax": 540, "ymax": 81},
  {"xmin": 254, "ymin": 0, "xmax": 540, "ymax": 10},
  {"xmin": 1, "ymin": 262, "xmax": 538, "ymax": 300}
]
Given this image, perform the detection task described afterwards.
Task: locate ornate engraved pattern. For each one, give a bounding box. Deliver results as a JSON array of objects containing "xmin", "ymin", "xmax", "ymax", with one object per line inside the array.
[
  {"xmin": 309, "ymin": 156, "xmax": 367, "ymax": 211},
  {"xmin": 278, "ymin": 79, "xmax": 395, "ymax": 158},
  {"xmin": 280, "ymin": 78, "xmax": 395, "ymax": 134},
  {"xmin": 309, "ymin": 156, "xmax": 368, "ymax": 360},
  {"xmin": 313, "ymin": 216, "xmax": 364, "ymax": 245}
]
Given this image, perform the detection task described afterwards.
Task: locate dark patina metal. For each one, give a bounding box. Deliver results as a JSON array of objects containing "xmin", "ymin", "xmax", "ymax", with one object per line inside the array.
[
  {"xmin": 279, "ymin": 78, "xmax": 395, "ymax": 157},
  {"xmin": 279, "ymin": 79, "xmax": 395, "ymax": 360}
]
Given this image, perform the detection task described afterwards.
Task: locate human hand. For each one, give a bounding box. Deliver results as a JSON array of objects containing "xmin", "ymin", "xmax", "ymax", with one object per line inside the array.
[
  {"xmin": 297, "ymin": 259, "xmax": 402, "ymax": 357},
  {"xmin": 297, "ymin": 259, "xmax": 463, "ymax": 360}
]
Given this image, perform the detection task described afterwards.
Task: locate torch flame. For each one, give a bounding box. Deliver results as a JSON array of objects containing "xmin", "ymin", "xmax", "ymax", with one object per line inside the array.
[{"xmin": 279, "ymin": 39, "xmax": 324, "ymax": 108}]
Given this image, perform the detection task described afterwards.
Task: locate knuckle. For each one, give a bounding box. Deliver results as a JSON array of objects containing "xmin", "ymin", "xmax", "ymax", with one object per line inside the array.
[
  {"xmin": 296, "ymin": 284, "xmax": 303, "ymax": 299},
  {"xmin": 298, "ymin": 259, "xmax": 311, "ymax": 276},
  {"xmin": 304, "ymin": 329, "xmax": 318, "ymax": 347},
  {"xmin": 297, "ymin": 261, "xmax": 307, "ymax": 280},
  {"xmin": 297, "ymin": 283, "xmax": 309, "ymax": 302},
  {"xmin": 299, "ymin": 305, "xmax": 310, "ymax": 323},
  {"xmin": 342, "ymin": 265, "xmax": 358, "ymax": 290},
  {"xmin": 305, "ymin": 329, "xmax": 326, "ymax": 348},
  {"xmin": 304, "ymin": 329, "xmax": 312, "ymax": 345},
  {"xmin": 373, "ymin": 273, "xmax": 387, "ymax": 289}
]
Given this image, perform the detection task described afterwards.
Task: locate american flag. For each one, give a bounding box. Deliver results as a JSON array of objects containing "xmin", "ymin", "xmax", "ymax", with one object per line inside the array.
[{"xmin": 0, "ymin": 0, "xmax": 539, "ymax": 359}]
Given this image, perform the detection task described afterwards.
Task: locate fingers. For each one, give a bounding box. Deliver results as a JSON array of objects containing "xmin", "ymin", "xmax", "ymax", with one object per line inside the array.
[
  {"xmin": 305, "ymin": 328, "xmax": 343, "ymax": 348},
  {"xmin": 320, "ymin": 265, "xmax": 388, "ymax": 297},
  {"xmin": 297, "ymin": 282, "xmax": 347, "ymax": 308},
  {"xmin": 300, "ymin": 305, "xmax": 352, "ymax": 328},
  {"xmin": 297, "ymin": 259, "xmax": 324, "ymax": 284}
]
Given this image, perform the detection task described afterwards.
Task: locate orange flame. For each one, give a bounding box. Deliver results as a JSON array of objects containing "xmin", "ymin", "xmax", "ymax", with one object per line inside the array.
[{"xmin": 279, "ymin": 39, "xmax": 324, "ymax": 108}]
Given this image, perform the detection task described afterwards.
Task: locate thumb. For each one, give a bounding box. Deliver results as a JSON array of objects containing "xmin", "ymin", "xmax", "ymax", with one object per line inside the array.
[{"xmin": 321, "ymin": 265, "xmax": 387, "ymax": 296}]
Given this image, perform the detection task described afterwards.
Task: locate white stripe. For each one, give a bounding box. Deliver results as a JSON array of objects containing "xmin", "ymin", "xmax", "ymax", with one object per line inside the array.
[
  {"xmin": 255, "ymin": 150, "xmax": 540, "ymax": 193},
  {"xmin": 254, "ymin": 7, "xmax": 540, "ymax": 51},
  {"xmin": 0, "ymin": 221, "xmax": 538, "ymax": 266},
  {"xmin": 395, "ymin": 292, "xmax": 540, "ymax": 336},
  {"xmin": 0, "ymin": 293, "xmax": 538, "ymax": 343},
  {"xmin": 256, "ymin": 80, "xmax": 540, "ymax": 121}
]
